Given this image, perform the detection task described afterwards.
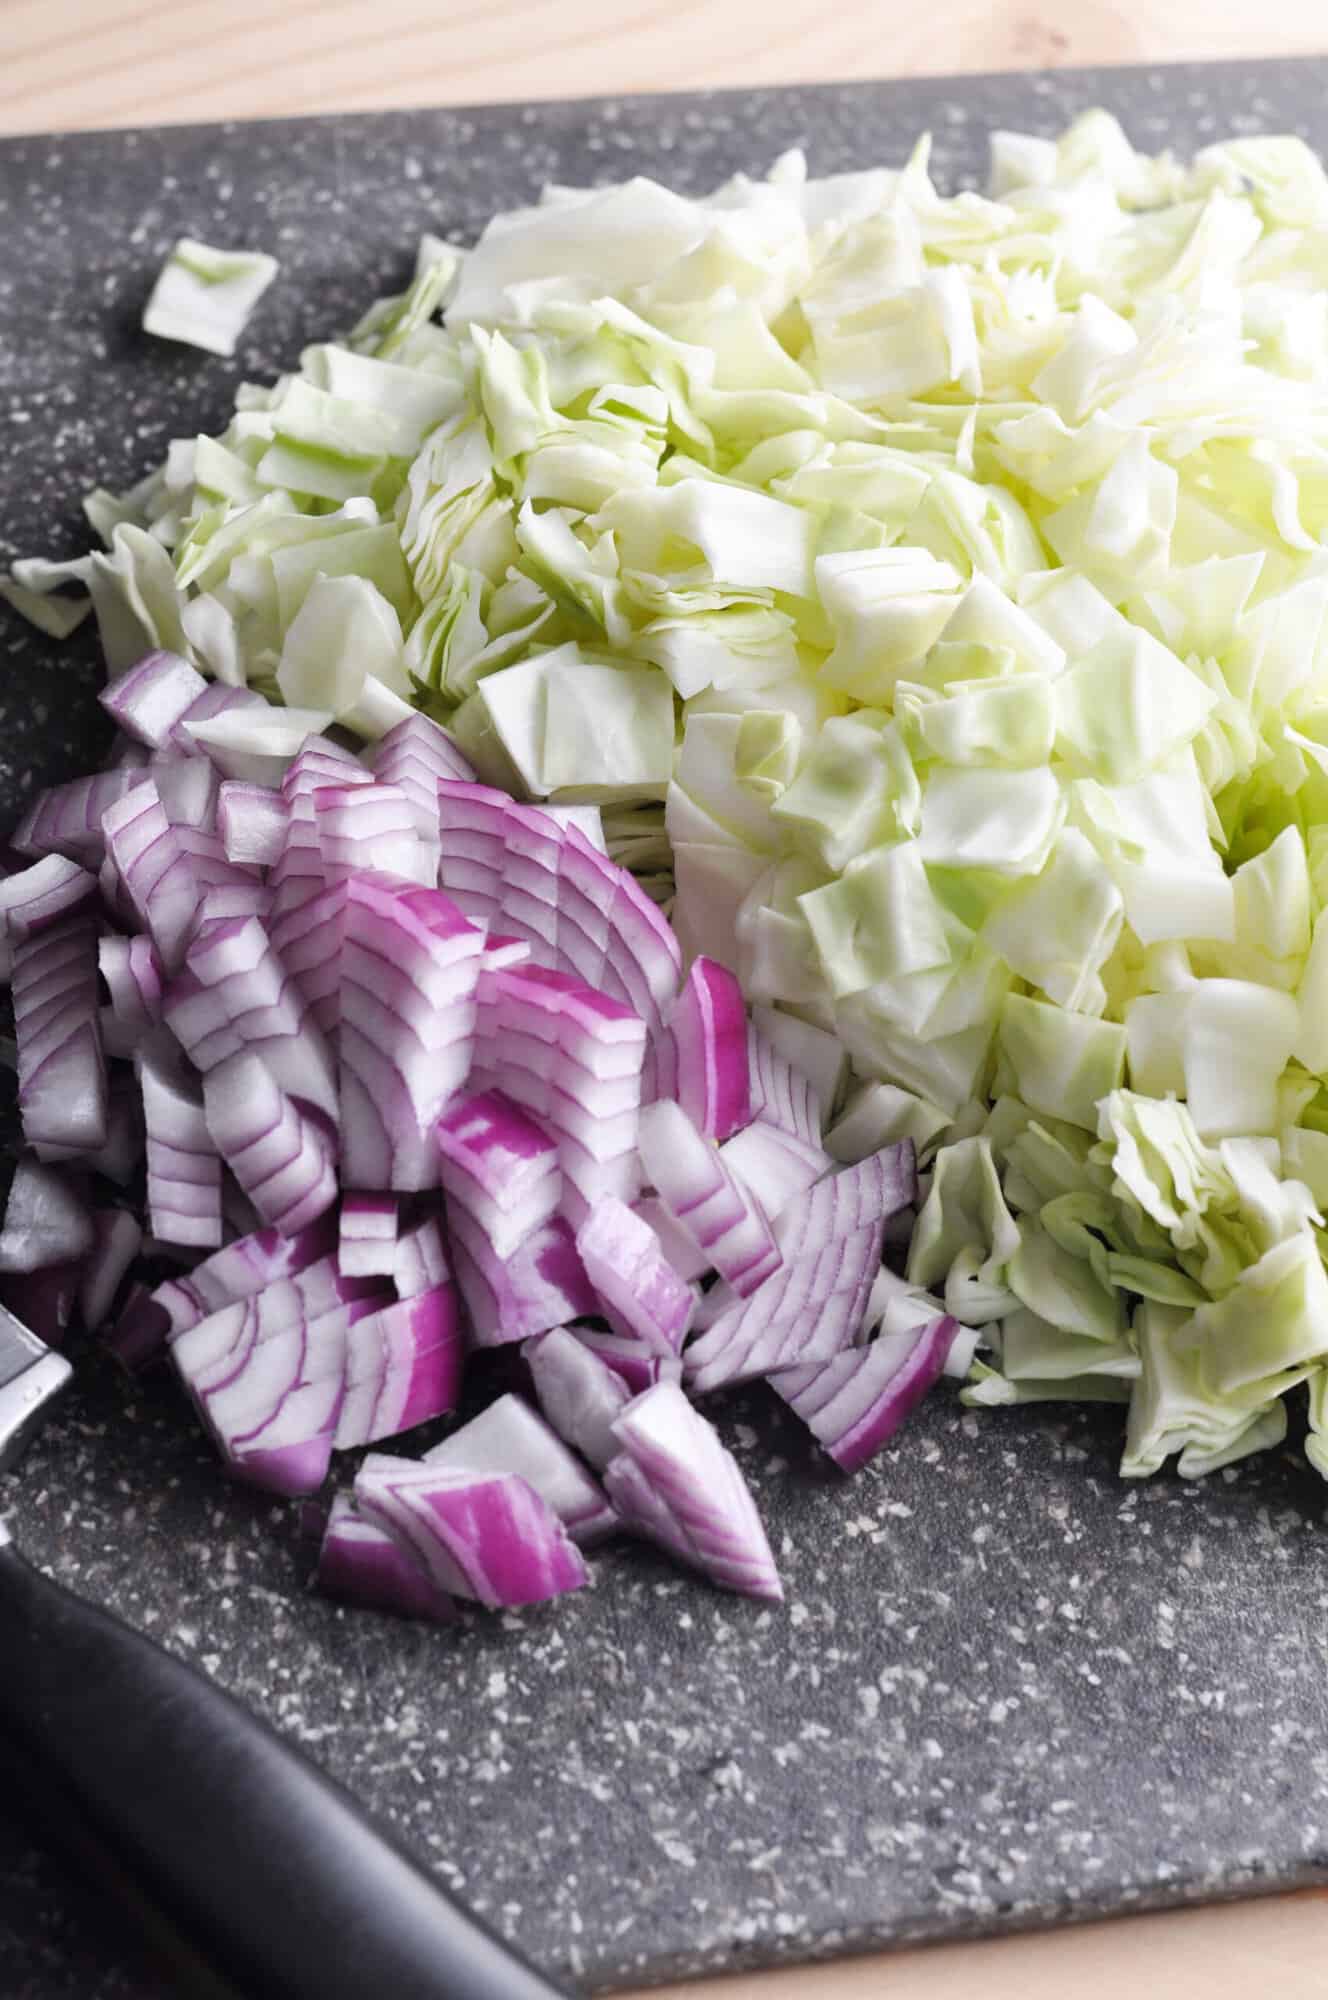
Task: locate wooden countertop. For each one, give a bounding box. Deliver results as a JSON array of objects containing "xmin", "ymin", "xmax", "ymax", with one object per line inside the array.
[{"xmin": 4, "ymin": 4, "xmax": 1328, "ymax": 1994}]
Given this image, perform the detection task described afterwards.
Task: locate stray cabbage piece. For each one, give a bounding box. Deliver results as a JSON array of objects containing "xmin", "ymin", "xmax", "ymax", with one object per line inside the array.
[{"xmin": 142, "ymin": 239, "xmax": 279, "ymax": 358}]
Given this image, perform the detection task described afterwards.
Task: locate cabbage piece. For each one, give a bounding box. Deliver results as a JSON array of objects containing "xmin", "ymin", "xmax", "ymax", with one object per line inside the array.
[
  {"xmin": 907, "ymin": 1136, "xmax": 1019, "ymax": 1325},
  {"xmin": 142, "ymin": 239, "xmax": 278, "ymax": 357}
]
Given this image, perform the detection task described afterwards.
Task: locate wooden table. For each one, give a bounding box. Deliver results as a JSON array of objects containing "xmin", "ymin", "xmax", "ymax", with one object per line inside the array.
[{"xmin": 4, "ymin": 3, "xmax": 1328, "ymax": 1994}]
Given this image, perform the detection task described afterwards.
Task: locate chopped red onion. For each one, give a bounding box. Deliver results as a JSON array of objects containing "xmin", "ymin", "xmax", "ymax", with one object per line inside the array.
[
  {"xmin": 0, "ymin": 853, "xmax": 100, "ymax": 936},
  {"xmin": 424, "ymin": 1392, "xmax": 615, "ymax": 1545},
  {"xmin": 435, "ymin": 1089, "xmax": 562, "ymax": 1260},
  {"xmin": 391, "ymin": 1213, "xmax": 451, "ymax": 1301},
  {"xmin": 573, "ymin": 1328, "xmax": 683, "ymax": 1394},
  {"xmin": 524, "ymin": 1325, "xmax": 630, "ymax": 1470},
  {"xmin": 11, "ymin": 766, "xmax": 145, "ymax": 867},
  {"xmin": 750, "ymin": 1004, "xmax": 847, "ymax": 1119},
  {"xmin": 668, "ymin": 955, "xmax": 750, "ymax": 1142},
  {"xmin": 12, "ymin": 914, "xmax": 107, "ymax": 1155},
  {"xmin": 138, "ymin": 1040, "xmax": 223, "ymax": 1248},
  {"xmin": 338, "ymin": 878, "xmax": 484, "ymax": 1190},
  {"xmin": 99, "ymin": 651, "xmax": 209, "ymax": 749},
  {"xmin": 0, "ymin": 1160, "xmax": 94, "ymax": 1272},
  {"xmin": 683, "ymin": 1147, "xmax": 914, "ymax": 1394},
  {"xmin": 202, "ymin": 1049, "xmax": 337, "ymax": 1237},
  {"xmin": 335, "ymin": 1282, "xmax": 462, "ymax": 1449},
  {"xmin": 164, "ymin": 911, "xmax": 338, "ymax": 1122},
  {"xmin": 218, "ymin": 781, "xmax": 289, "ymax": 868},
  {"xmin": 338, "ymin": 1193, "xmax": 399, "ymax": 1278},
  {"xmin": 748, "ymin": 1024, "xmax": 823, "ymax": 1145},
  {"xmin": 449, "ymin": 1209, "xmax": 597, "ymax": 1347},
  {"xmin": 99, "ymin": 933, "xmax": 165, "ymax": 1038},
  {"xmin": 575, "ymin": 1196, "xmax": 695, "ymax": 1355},
  {"xmin": 637, "ymin": 1099, "xmax": 779, "ymax": 1297},
  {"xmin": 435, "ymin": 779, "xmax": 515, "ymax": 928},
  {"xmin": 719, "ymin": 1118, "xmax": 831, "ymax": 1222},
  {"xmin": 604, "ymin": 1382, "xmax": 781, "ymax": 1601},
  {"xmin": 316, "ymin": 1494, "xmax": 457, "ymax": 1622},
  {"xmin": 102, "ymin": 779, "xmax": 201, "ymax": 972},
  {"xmin": 313, "ymin": 779, "xmax": 428, "ymax": 886},
  {"xmin": 631, "ymin": 1195, "xmax": 709, "ymax": 1282},
  {"xmin": 771, "ymin": 1317, "xmax": 960, "ymax": 1472},
  {"xmin": 354, "ymin": 1454, "xmax": 589, "ymax": 1609}
]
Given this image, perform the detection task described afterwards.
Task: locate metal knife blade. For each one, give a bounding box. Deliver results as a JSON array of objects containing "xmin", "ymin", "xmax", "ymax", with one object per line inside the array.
[{"xmin": 0, "ymin": 1305, "xmax": 72, "ymax": 1473}]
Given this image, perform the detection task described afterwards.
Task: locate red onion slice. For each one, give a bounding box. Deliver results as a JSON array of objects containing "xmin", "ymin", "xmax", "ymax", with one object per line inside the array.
[
  {"xmin": 99, "ymin": 934, "xmax": 165, "ymax": 1038},
  {"xmin": 137, "ymin": 1041, "xmax": 223, "ymax": 1248},
  {"xmin": 572, "ymin": 1328, "xmax": 683, "ymax": 1395},
  {"xmin": 575, "ymin": 1197, "xmax": 695, "ymax": 1356},
  {"xmin": 423, "ymin": 1392, "xmax": 615, "ymax": 1545},
  {"xmin": 392, "ymin": 1214, "xmax": 451, "ymax": 1300},
  {"xmin": 637, "ymin": 1100, "xmax": 779, "ymax": 1297},
  {"xmin": 335, "ymin": 1283, "xmax": 462, "ymax": 1449},
  {"xmin": 218, "ymin": 781, "xmax": 289, "ymax": 867},
  {"xmin": 338, "ymin": 1193, "xmax": 399, "ymax": 1277},
  {"xmin": 524, "ymin": 1325, "xmax": 631, "ymax": 1470},
  {"xmin": 435, "ymin": 1089, "xmax": 562, "ymax": 1261},
  {"xmin": 201, "ymin": 1049, "xmax": 337, "ymax": 1237},
  {"xmin": 668, "ymin": 955, "xmax": 750, "ymax": 1142},
  {"xmin": 449, "ymin": 1209, "xmax": 597, "ymax": 1347},
  {"xmin": 748, "ymin": 1024, "xmax": 823, "ymax": 1145},
  {"xmin": 354, "ymin": 1454, "xmax": 589, "ymax": 1610},
  {"xmin": 337, "ymin": 877, "xmax": 484, "ymax": 1190},
  {"xmin": 604, "ymin": 1382, "xmax": 782, "ymax": 1602},
  {"xmin": 99, "ymin": 651, "xmax": 209, "ymax": 748},
  {"xmin": 719, "ymin": 1118, "xmax": 832, "ymax": 1223},
  {"xmin": 102, "ymin": 779, "xmax": 202, "ymax": 972},
  {"xmin": 771, "ymin": 1316, "xmax": 960, "ymax": 1472},
  {"xmin": 11, "ymin": 766, "xmax": 145, "ymax": 867},
  {"xmin": 316, "ymin": 1494, "xmax": 457, "ymax": 1622},
  {"xmin": 164, "ymin": 911, "xmax": 338, "ymax": 1122},
  {"xmin": 12, "ymin": 913, "xmax": 107, "ymax": 1154},
  {"xmin": 0, "ymin": 1160, "xmax": 94, "ymax": 1272}
]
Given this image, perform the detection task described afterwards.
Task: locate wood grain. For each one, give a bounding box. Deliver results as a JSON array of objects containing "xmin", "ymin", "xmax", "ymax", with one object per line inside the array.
[
  {"xmin": 0, "ymin": 0, "xmax": 1324, "ymax": 135},
  {"xmin": 5, "ymin": 3, "xmax": 1328, "ymax": 1995}
]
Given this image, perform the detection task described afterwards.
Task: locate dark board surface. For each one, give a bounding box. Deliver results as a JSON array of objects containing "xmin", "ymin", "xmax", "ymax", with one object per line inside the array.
[{"xmin": 3, "ymin": 58, "xmax": 1328, "ymax": 1998}]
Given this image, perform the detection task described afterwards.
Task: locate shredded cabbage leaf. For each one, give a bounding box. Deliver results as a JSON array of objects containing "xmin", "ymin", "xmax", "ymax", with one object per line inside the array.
[{"xmin": 16, "ymin": 111, "xmax": 1328, "ymax": 1483}]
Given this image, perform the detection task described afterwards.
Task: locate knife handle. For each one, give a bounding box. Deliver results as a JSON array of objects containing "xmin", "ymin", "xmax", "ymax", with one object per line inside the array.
[{"xmin": 0, "ymin": 1536, "xmax": 569, "ymax": 2000}]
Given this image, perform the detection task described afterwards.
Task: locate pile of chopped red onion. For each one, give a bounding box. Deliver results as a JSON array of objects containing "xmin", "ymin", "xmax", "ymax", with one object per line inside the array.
[{"xmin": 0, "ymin": 650, "xmax": 968, "ymax": 1620}]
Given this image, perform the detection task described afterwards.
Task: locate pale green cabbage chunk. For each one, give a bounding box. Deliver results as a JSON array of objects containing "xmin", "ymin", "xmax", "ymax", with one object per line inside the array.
[{"xmin": 15, "ymin": 114, "xmax": 1328, "ymax": 1480}]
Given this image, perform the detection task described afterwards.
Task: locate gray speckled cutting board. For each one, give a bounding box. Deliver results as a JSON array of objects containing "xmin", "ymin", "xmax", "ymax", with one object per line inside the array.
[{"xmin": 4, "ymin": 58, "xmax": 1328, "ymax": 2000}]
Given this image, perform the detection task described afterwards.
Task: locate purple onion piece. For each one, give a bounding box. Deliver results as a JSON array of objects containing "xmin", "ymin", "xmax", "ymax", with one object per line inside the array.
[
  {"xmin": 315, "ymin": 1493, "xmax": 457, "ymax": 1622},
  {"xmin": 353, "ymin": 1455, "xmax": 589, "ymax": 1610},
  {"xmin": 637, "ymin": 1099, "xmax": 780, "ymax": 1298},
  {"xmin": 719, "ymin": 1118, "xmax": 832, "ymax": 1224},
  {"xmin": 423, "ymin": 1392, "xmax": 615, "ymax": 1546},
  {"xmin": 12, "ymin": 914, "xmax": 107, "ymax": 1154},
  {"xmin": 748, "ymin": 1026, "xmax": 823, "ymax": 1146},
  {"xmin": 335, "ymin": 1283, "xmax": 463, "ymax": 1449},
  {"xmin": 392, "ymin": 1214, "xmax": 450, "ymax": 1301},
  {"xmin": 99, "ymin": 933, "xmax": 165, "ymax": 1037},
  {"xmin": 218, "ymin": 781, "xmax": 288, "ymax": 867},
  {"xmin": 100, "ymin": 652, "xmax": 208, "ymax": 748},
  {"xmin": 338, "ymin": 1193, "xmax": 399, "ymax": 1278},
  {"xmin": 165, "ymin": 911, "xmax": 338, "ymax": 1122},
  {"xmin": 202, "ymin": 1049, "xmax": 337, "ymax": 1238},
  {"xmin": 138, "ymin": 1041, "xmax": 223, "ymax": 1249},
  {"xmin": 0, "ymin": 1159, "xmax": 94, "ymax": 1272},
  {"xmin": 102, "ymin": 779, "xmax": 202, "ymax": 973},
  {"xmin": 668, "ymin": 955, "xmax": 751, "ymax": 1142},
  {"xmin": 771, "ymin": 1317, "xmax": 960, "ymax": 1473},
  {"xmin": 683, "ymin": 1148, "xmax": 914, "ymax": 1395},
  {"xmin": 0, "ymin": 854, "xmax": 100, "ymax": 938},
  {"xmin": 435, "ymin": 1089, "xmax": 561, "ymax": 1261},
  {"xmin": 450, "ymin": 1210, "xmax": 597, "ymax": 1348},
  {"xmin": 523, "ymin": 1326, "xmax": 630, "ymax": 1471},
  {"xmin": 573, "ymin": 1329, "xmax": 682, "ymax": 1395},
  {"xmin": 11, "ymin": 767, "xmax": 145, "ymax": 868},
  {"xmin": 337, "ymin": 878, "xmax": 483, "ymax": 1191},
  {"xmin": 605, "ymin": 1382, "xmax": 782, "ymax": 1602},
  {"xmin": 575, "ymin": 1196, "xmax": 695, "ymax": 1356}
]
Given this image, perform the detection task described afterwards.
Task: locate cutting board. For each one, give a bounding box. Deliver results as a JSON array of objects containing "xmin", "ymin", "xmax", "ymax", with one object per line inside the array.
[{"xmin": 3, "ymin": 59, "xmax": 1328, "ymax": 1999}]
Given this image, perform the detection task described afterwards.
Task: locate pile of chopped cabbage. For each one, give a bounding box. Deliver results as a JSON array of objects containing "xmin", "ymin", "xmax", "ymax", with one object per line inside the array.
[{"xmin": 13, "ymin": 109, "xmax": 1328, "ymax": 1486}]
